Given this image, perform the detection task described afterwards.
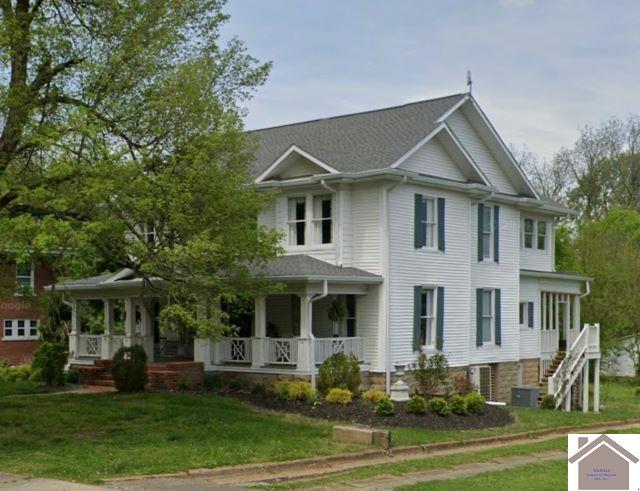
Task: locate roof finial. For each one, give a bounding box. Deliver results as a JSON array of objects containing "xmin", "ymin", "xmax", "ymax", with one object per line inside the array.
[{"xmin": 466, "ymin": 70, "xmax": 473, "ymax": 94}]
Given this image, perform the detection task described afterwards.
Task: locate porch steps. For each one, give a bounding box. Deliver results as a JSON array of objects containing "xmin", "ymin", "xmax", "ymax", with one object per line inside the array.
[{"xmin": 537, "ymin": 351, "xmax": 566, "ymax": 404}]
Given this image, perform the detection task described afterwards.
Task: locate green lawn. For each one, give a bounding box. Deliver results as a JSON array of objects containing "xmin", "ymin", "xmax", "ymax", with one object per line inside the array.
[
  {"xmin": 397, "ymin": 460, "xmax": 567, "ymax": 491},
  {"xmin": 0, "ymin": 380, "xmax": 54, "ymax": 396},
  {"xmin": 0, "ymin": 390, "xmax": 357, "ymax": 483}
]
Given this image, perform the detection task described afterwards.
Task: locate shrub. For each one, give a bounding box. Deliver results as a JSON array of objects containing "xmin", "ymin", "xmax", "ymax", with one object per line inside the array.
[
  {"xmin": 449, "ymin": 394, "xmax": 468, "ymax": 415},
  {"xmin": 412, "ymin": 353, "xmax": 449, "ymax": 395},
  {"xmin": 177, "ymin": 377, "xmax": 189, "ymax": 391},
  {"xmin": 427, "ymin": 396, "xmax": 450, "ymax": 416},
  {"xmin": 33, "ymin": 341, "xmax": 67, "ymax": 387},
  {"xmin": 64, "ymin": 369, "xmax": 80, "ymax": 385},
  {"xmin": 406, "ymin": 395, "xmax": 428, "ymax": 414},
  {"xmin": 326, "ymin": 388, "xmax": 353, "ymax": 405},
  {"xmin": 375, "ymin": 396, "xmax": 396, "ymax": 416},
  {"xmin": 203, "ymin": 373, "xmax": 222, "ymax": 391},
  {"xmin": 274, "ymin": 380, "xmax": 315, "ymax": 401},
  {"xmin": 363, "ymin": 389, "xmax": 386, "ymax": 405},
  {"xmin": 251, "ymin": 382, "xmax": 266, "ymax": 395},
  {"xmin": 464, "ymin": 392, "xmax": 486, "ymax": 414},
  {"xmin": 228, "ymin": 378, "xmax": 245, "ymax": 391},
  {"xmin": 635, "ymin": 387, "xmax": 640, "ymax": 397},
  {"xmin": 306, "ymin": 392, "xmax": 318, "ymax": 405},
  {"xmin": 317, "ymin": 352, "xmax": 360, "ymax": 395},
  {"xmin": 0, "ymin": 364, "xmax": 34, "ymax": 382},
  {"xmin": 540, "ymin": 394, "xmax": 556, "ymax": 410},
  {"xmin": 111, "ymin": 345, "xmax": 148, "ymax": 392},
  {"xmin": 452, "ymin": 374, "xmax": 476, "ymax": 396}
]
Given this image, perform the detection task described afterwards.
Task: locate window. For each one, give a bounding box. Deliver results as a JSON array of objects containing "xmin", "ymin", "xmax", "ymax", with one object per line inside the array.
[
  {"xmin": 3, "ymin": 319, "xmax": 38, "ymax": 340},
  {"xmin": 313, "ymin": 195, "xmax": 332, "ymax": 244},
  {"xmin": 144, "ymin": 223, "xmax": 156, "ymax": 244},
  {"xmin": 419, "ymin": 288, "xmax": 436, "ymax": 348},
  {"xmin": 420, "ymin": 197, "xmax": 438, "ymax": 248},
  {"xmin": 537, "ymin": 221, "xmax": 547, "ymax": 250},
  {"xmin": 482, "ymin": 206, "xmax": 493, "ymax": 260},
  {"xmin": 15, "ymin": 262, "xmax": 34, "ymax": 293},
  {"xmin": 481, "ymin": 289, "xmax": 493, "ymax": 343},
  {"xmin": 523, "ymin": 218, "xmax": 534, "ymax": 249},
  {"xmin": 287, "ymin": 197, "xmax": 306, "ymax": 246},
  {"xmin": 346, "ymin": 295, "xmax": 356, "ymax": 337},
  {"xmin": 519, "ymin": 302, "xmax": 526, "ymax": 325}
]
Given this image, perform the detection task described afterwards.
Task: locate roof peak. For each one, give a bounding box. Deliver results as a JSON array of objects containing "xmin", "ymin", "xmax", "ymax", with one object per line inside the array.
[{"xmin": 246, "ymin": 93, "xmax": 468, "ymax": 134}]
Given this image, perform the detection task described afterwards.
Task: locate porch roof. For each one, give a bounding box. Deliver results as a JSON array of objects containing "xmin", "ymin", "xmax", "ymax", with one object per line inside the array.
[
  {"xmin": 47, "ymin": 255, "xmax": 382, "ymax": 293},
  {"xmin": 520, "ymin": 269, "xmax": 592, "ymax": 282}
]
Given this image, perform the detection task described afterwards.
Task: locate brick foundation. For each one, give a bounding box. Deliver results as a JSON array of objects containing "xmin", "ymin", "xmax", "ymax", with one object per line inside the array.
[
  {"xmin": 211, "ymin": 371, "xmax": 311, "ymax": 390},
  {"xmin": 520, "ymin": 358, "xmax": 540, "ymax": 386},
  {"xmin": 0, "ymin": 340, "xmax": 39, "ymax": 364},
  {"xmin": 493, "ymin": 361, "xmax": 519, "ymax": 402}
]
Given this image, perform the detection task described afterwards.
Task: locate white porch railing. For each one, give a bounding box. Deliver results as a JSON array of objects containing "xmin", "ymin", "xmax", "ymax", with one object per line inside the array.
[
  {"xmin": 266, "ymin": 338, "xmax": 298, "ymax": 365},
  {"xmin": 315, "ymin": 337, "xmax": 364, "ymax": 364},
  {"xmin": 221, "ymin": 337, "xmax": 252, "ymax": 363},
  {"xmin": 540, "ymin": 329, "xmax": 559, "ymax": 355},
  {"xmin": 78, "ymin": 334, "xmax": 102, "ymax": 357}
]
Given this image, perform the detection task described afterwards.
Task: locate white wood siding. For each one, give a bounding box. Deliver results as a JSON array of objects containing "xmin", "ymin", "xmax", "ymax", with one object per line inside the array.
[
  {"xmin": 398, "ymin": 139, "xmax": 467, "ymax": 181},
  {"xmin": 519, "ymin": 215, "xmax": 555, "ymax": 272},
  {"xmin": 446, "ymin": 110, "xmax": 518, "ymax": 195},
  {"xmin": 357, "ymin": 285, "xmax": 381, "ymax": 370},
  {"xmin": 519, "ymin": 276, "xmax": 540, "ymax": 360},
  {"xmin": 350, "ymin": 183, "xmax": 382, "ymax": 274},
  {"xmin": 387, "ymin": 184, "xmax": 472, "ymax": 368},
  {"xmin": 258, "ymin": 203, "xmax": 276, "ymax": 229},
  {"xmin": 469, "ymin": 202, "xmax": 520, "ymax": 365}
]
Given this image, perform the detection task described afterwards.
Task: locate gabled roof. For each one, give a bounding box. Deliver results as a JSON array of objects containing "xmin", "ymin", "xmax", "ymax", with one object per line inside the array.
[
  {"xmin": 569, "ymin": 435, "xmax": 639, "ymax": 464},
  {"xmin": 247, "ymin": 94, "xmax": 468, "ymax": 177}
]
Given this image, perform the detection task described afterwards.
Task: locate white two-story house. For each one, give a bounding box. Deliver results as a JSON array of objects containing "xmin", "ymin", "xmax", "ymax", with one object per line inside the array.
[{"xmin": 54, "ymin": 93, "xmax": 600, "ymax": 409}]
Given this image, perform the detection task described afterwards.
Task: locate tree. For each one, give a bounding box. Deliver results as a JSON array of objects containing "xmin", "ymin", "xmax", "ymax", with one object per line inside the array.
[
  {"xmin": 575, "ymin": 207, "xmax": 640, "ymax": 375},
  {"xmin": 0, "ymin": 1, "xmax": 280, "ymax": 338}
]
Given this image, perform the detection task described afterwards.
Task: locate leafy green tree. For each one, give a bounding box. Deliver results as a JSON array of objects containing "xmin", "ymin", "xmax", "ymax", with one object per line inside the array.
[{"xmin": 0, "ymin": 1, "xmax": 280, "ymax": 338}]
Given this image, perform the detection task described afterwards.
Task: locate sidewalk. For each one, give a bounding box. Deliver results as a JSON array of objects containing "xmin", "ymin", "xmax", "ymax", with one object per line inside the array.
[{"xmin": 0, "ymin": 472, "xmax": 102, "ymax": 491}]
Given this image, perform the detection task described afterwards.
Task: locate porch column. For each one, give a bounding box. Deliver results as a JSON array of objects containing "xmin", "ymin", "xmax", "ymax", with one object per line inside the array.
[
  {"xmin": 297, "ymin": 294, "xmax": 314, "ymax": 373},
  {"xmin": 124, "ymin": 297, "xmax": 136, "ymax": 347},
  {"xmin": 69, "ymin": 299, "xmax": 81, "ymax": 360},
  {"xmin": 101, "ymin": 299, "xmax": 114, "ymax": 360},
  {"xmin": 594, "ymin": 357, "xmax": 600, "ymax": 412},
  {"xmin": 582, "ymin": 359, "xmax": 589, "ymax": 413},
  {"xmin": 252, "ymin": 296, "xmax": 266, "ymax": 368},
  {"xmin": 139, "ymin": 301, "xmax": 154, "ymax": 362}
]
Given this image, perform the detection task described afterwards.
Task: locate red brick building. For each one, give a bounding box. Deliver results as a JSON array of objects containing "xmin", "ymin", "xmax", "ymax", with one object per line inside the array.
[{"xmin": 0, "ymin": 261, "xmax": 54, "ymax": 364}]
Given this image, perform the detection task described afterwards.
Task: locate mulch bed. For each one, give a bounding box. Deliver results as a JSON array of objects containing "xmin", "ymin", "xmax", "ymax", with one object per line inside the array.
[{"xmin": 236, "ymin": 393, "xmax": 514, "ymax": 430}]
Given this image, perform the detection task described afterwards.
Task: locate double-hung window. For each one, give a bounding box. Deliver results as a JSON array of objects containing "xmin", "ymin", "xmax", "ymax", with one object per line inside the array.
[
  {"xmin": 16, "ymin": 262, "xmax": 34, "ymax": 293},
  {"xmin": 312, "ymin": 195, "xmax": 332, "ymax": 244},
  {"xmin": 522, "ymin": 218, "xmax": 548, "ymax": 251},
  {"xmin": 523, "ymin": 218, "xmax": 534, "ymax": 249},
  {"xmin": 482, "ymin": 206, "xmax": 493, "ymax": 260},
  {"xmin": 287, "ymin": 197, "xmax": 307, "ymax": 246},
  {"xmin": 3, "ymin": 319, "xmax": 38, "ymax": 340},
  {"xmin": 537, "ymin": 221, "xmax": 547, "ymax": 250},
  {"xmin": 481, "ymin": 289, "xmax": 493, "ymax": 343},
  {"xmin": 419, "ymin": 288, "xmax": 436, "ymax": 348},
  {"xmin": 421, "ymin": 198, "xmax": 437, "ymax": 249}
]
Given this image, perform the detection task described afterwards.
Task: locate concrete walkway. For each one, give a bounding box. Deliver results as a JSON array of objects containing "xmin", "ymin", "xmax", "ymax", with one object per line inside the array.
[{"xmin": 0, "ymin": 472, "xmax": 102, "ymax": 490}]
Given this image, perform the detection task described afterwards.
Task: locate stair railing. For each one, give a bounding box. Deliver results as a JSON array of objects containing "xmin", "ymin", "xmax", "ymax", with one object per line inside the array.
[{"xmin": 547, "ymin": 324, "xmax": 591, "ymax": 408}]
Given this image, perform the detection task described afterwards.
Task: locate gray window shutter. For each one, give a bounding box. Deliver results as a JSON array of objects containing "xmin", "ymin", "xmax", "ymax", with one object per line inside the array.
[
  {"xmin": 414, "ymin": 194, "xmax": 426, "ymax": 249},
  {"xmin": 413, "ymin": 286, "xmax": 422, "ymax": 351},
  {"xmin": 476, "ymin": 288, "xmax": 483, "ymax": 346},
  {"xmin": 437, "ymin": 197, "xmax": 445, "ymax": 252},
  {"xmin": 494, "ymin": 205, "xmax": 500, "ymax": 263},
  {"xmin": 477, "ymin": 203, "xmax": 484, "ymax": 261},
  {"xmin": 528, "ymin": 301, "xmax": 534, "ymax": 328},
  {"xmin": 495, "ymin": 288, "xmax": 502, "ymax": 346},
  {"xmin": 436, "ymin": 286, "xmax": 444, "ymax": 350}
]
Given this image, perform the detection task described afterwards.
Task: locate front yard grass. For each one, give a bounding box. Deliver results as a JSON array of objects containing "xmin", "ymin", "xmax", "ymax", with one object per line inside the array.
[{"xmin": 0, "ymin": 380, "xmax": 54, "ymax": 396}]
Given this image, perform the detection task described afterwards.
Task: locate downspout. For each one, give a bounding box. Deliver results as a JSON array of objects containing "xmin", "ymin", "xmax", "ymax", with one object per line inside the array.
[
  {"xmin": 309, "ymin": 279, "xmax": 329, "ymax": 389},
  {"xmin": 384, "ymin": 176, "xmax": 408, "ymax": 394},
  {"xmin": 581, "ymin": 280, "xmax": 591, "ymax": 298},
  {"xmin": 320, "ymin": 179, "xmax": 342, "ymax": 265}
]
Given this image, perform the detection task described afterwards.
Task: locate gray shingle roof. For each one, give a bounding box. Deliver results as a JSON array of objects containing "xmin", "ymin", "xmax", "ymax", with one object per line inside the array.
[
  {"xmin": 52, "ymin": 271, "xmax": 121, "ymax": 288},
  {"xmin": 247, "ymin": 94, "xmax": 467, "ymax": 177},
  {"xmin": 254, "ymin": 255, "xmax": 381, "ymax": 281}
]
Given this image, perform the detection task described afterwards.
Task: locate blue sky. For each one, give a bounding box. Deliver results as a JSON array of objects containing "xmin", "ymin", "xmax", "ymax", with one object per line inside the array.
[{"xmin": 222, "ymin": 0, "xmax": 640, "ymax": 159}]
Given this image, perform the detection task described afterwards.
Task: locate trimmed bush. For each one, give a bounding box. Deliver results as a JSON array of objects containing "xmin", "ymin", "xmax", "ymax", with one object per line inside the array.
[
  {"xmin": 326, "ymin": 388, "xmax": 353, "ymax": 405},
  {"xmin": 406, "ymin": 395, "xmax": 428, "ymax": 414},
  {"xmin": 540, "ymin": 394, "xmax": 556, "ymax": 410},
  {"xmin": 427, "ymin": 396, "xmax": 451, "ymax": 416},
  {"xmin": 64, "ymin": 369, "xmax": 80, "ymax": 385},
  {"xmin": 0, "ymin": 363, "xmax": 34, "ymax": 382},
  {"xmin": 449, "ymin": 394, "xmax": 468, "ymax": 415},
  {"xmin": 375, "ymin": 396, "xmax": 396, "ymax": 416},
  {"xmin": 33, "ymin": 341, "xmax": 67, "ymax": 387},
  {"xmin": 412, "ymin": 352, "xmax": 449, "ymax": 395},
  {"xmin": 464, "ymin": 391, "xmax": 486, "ymax": 414},
  {"xmin": 203, "ymin": 373, "xmax": 222, "ymax": 391},
  {"xmin": 111, "ymin": 345, "xmax": 148, "ymax": 392},
  {"xmin": 362, "ymin": 389, "xmax": 386, "ymax": 405},
  {"xmin": 274, "ymin": 380, "xmax": 315, "ymax": 401},
  {"xmin": 317, "ymin": 352, "xmax": 360, "ymax": 395},
  {"xmin": 228, "ymin": 378, "xmax": 245, "ymax": 391}
]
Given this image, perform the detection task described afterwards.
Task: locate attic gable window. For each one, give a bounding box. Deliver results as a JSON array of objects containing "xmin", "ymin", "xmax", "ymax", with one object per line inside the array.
[{"xmin": 287, "ymin": 197, "xmax": 307, "ymax": 246}]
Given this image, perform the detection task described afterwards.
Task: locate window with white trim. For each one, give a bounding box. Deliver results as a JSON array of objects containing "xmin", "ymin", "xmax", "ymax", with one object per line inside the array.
[
  {"xmin": 312, "ymin": 195, "xmax": 332, "ymax": 244},
  {"xmin": 537, "ymin": 221, "xmax": 547, "ymax": 250},
  {"xmin": 420, "ymin": 197, "xmax": 438, "ymax": 249},
  {"xmin": 3, "ymin": 319, "xmax": 39, "ymax": 340},
  {"xmin": 519, "ymin": 302, "xmax": 528, "ymax": 327},
  {"xmin": 287, "ymin": 197, "xmax": 307, "ymax": 246},
  {"xmin": 15, "ymin": 262, "xmax": 34, "ymax": 293},
  {"xmin": 482, "ymin": 206, "xmax": 493, "ymax": 260},
  {"xmin": 419, "ymin": 288, "xmax": 437, "ymax": 348},
  {"xmin": 522, "ymin": 217, "xmax": 548, "ymax": 251},
  {"xmin": 523, "ymin": 218, "xmax": 534, "ymax": 249},
  {"xmin": 481, "ymin": 289, "xmax": 493, "ymax": 343}
]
